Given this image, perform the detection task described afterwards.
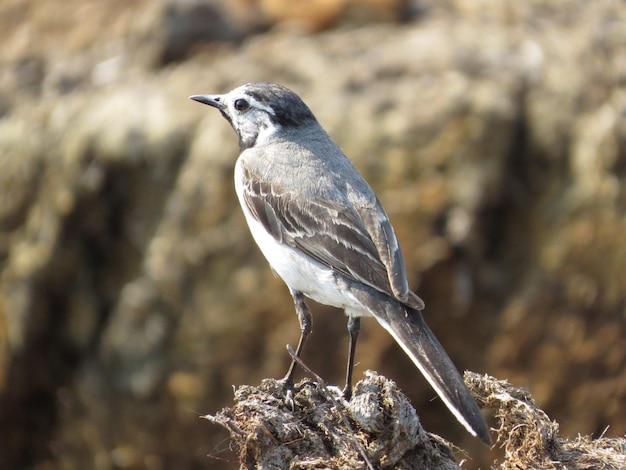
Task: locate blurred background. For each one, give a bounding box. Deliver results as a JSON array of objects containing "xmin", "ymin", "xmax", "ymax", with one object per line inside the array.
[{"xmin": 0, "ymin": 0, "xmax": 625, "ymax": 468}]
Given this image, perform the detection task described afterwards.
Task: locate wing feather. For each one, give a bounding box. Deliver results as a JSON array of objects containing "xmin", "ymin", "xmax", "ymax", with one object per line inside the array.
[{"xmin": 241, "ymin": 165, "xmax": 424, "ymax": 310}]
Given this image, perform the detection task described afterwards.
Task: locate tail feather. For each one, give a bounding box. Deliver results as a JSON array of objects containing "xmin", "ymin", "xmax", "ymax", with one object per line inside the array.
[{"xmin": 376, "ymin": 304, "xmax": 491, "ymax": 445}]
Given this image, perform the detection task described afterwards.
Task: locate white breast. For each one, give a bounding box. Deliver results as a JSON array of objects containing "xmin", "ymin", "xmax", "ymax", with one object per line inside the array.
[{"xmin": 234, "ymin": 159, "xmax": 370, "ymax": 317}]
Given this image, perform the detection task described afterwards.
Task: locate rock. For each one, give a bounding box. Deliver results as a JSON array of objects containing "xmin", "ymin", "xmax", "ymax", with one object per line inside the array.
[{"xmin": 208, "ymin": 372, "xmax": 461, "ymax": 469}]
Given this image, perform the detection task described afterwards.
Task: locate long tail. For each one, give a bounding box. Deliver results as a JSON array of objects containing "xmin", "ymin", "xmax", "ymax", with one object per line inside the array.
[{"xmin": 375, "ymin": 304, "xmax": 491, "ymax": 445}]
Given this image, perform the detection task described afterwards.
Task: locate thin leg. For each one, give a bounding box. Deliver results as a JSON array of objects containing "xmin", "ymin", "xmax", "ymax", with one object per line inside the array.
[
  {"xmin": 342, "ymin": 316, "xmax": 361, "ymax": 400},
  {"xmin": 282, "ymin": 289, "xmax": 312, "ymax": 387}
]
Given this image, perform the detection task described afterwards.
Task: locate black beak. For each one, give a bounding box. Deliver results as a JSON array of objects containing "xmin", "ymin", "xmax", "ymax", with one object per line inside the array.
[{"xmin": 189, "ymin": 94, "xmax": 225, "ymax": 110}]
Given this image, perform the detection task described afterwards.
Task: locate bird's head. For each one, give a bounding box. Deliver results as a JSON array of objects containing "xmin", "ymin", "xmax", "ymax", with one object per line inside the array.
[{"xmin": 190, "ymin": 82, "xmax": 318, "ymax": 150}]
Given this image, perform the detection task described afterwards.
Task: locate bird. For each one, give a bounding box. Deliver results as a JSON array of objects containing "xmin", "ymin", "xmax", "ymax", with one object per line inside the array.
[{"xmin": 190, "ymin": 82, "xmax": 490, "ymax": 444}]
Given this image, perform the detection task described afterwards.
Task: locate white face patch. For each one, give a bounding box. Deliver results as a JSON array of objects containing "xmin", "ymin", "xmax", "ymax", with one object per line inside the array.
[
  {"xmin": 225, "ymin": 91, "xmax": 281, "ymax": 149},
  {"xmin": 246, "ymin": 96, "xmax": 276, "ymax": 116}
]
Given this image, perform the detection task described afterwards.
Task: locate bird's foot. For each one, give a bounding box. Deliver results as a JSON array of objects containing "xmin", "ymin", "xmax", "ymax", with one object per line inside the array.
[
  {"xmin": 342, "ymin": 383, "xmax": 353, "ymax": 402},
  {"xmin": 277, "ymin": 374, "xmax": 296, "ymax": 410},
  {"xmin": 278, "ymin": 376, "xmax": 318, "ymax": 409}
]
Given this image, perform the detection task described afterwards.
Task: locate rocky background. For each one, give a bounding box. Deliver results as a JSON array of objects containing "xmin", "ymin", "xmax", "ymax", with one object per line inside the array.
[{"xmin": 0, "ymin": 0, "xmax": 625, "ymax": 468}]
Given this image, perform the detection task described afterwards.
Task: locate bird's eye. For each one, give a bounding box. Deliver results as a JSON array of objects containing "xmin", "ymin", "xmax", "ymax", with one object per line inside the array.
[{"xmin": 234, "ymin": 99, "xmax": 249, "ymax": 111}]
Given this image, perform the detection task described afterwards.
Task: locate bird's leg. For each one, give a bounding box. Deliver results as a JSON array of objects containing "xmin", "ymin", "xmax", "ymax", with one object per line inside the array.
[
  {"xmin": 342, "ymin": 316, "xmax": 361, "ymax": 400},
  {"xmin": 282, "ymin": 289, "xmax": 312, "ymax": 388}
]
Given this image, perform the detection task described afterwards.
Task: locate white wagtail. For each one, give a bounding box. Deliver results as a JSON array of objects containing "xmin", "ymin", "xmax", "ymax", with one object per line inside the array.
[{"xmin": 190, "ymin": 82, "xmax": 490, "ymax": 444}]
